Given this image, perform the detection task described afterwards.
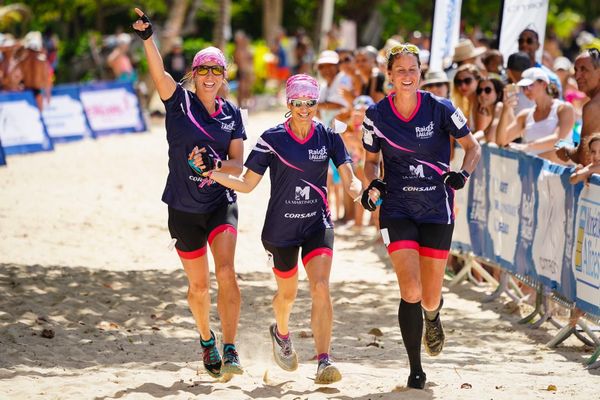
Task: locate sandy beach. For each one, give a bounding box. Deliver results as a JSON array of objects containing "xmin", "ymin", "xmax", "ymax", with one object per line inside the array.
[{"xmin": 0, "ymin": 110, "xmax": 597, "ymax": 399}]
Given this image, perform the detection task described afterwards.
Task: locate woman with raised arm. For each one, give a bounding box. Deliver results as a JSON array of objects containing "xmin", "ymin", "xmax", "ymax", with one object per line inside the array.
[
  {"xmin": 360, "ymin": 43, "xmax": 481, "ymax": 389},
  {"xmin": 496, "ymin": 67, "xmax": 575, "ymax": 162},
  {"xmin": 132, "ymin": 8, "xmax": 246, "ymax": 378},
  {"xmin": 192, "ymin": 74, "xmax": 362, "ymax": 384}
]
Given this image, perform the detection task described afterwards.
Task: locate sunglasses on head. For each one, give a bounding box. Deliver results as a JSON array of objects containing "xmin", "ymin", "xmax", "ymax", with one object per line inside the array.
[
  {"xmin": 454, "ymin": 77, "xmax": 474, "ymax": 86},
  {"xmin": 388, "ymin": 44, "xmax": 420, "ymax": 58},
  {"xmin": 289, "ymin": 99, "xmax": 318, "ymax": 108},
  {"xmin": 194, "ymin": 65, "xmax": 225, "ymax": 76},
  {"xmin": 476, "ymin": 86, "xmax": 493, "ymax": 95},
  {"xmin": 518, "ymin": 37, "xmax": 535, "ymax": 45}
]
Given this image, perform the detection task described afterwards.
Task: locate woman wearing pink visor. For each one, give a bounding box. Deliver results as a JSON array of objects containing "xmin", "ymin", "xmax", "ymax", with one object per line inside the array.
[
  {"xmin": 192, "ymin": 74, "xmax": 363, "ymax": 384},
  {"xmin": 133, "ymin": 8, "xmax": 246, "ymax": 379}
]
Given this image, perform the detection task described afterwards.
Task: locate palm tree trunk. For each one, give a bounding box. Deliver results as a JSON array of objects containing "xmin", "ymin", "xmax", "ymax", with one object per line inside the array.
[
  {"xmin": 263, "ymin": 0, "xmax": 283, "ymax": 46},
  {"xmin": 160, "ymin": 0, "xmax": 190, "ymax": 55},
  {"xmin": 213, "ymin": 0, "xmax": 232, "ymax": 50}
]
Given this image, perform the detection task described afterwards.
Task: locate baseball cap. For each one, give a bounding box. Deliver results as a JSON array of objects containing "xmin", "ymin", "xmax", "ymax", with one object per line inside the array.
[
  {"xmin": 553, "ymin": 56, "xmax": 572, "ymax": 71},
  {"xmin": 506, "ymin": 51, "xmax": 532, "ymax": 72},
  {"xmin": 317, "ymin": 50, "xmax": 339, "ymax": 65},
  {"xmin": 517, "ymin": 67, "xmax": 549, "ymax": 86}
]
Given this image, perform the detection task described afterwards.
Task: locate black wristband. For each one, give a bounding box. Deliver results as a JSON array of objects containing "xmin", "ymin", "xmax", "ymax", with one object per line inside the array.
[{"xmin": 460, "ymin": 170, "xmax": 470, "ymax": 179}]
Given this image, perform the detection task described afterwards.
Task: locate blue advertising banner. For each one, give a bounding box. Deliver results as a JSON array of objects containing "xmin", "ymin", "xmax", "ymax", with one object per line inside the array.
[
  {"xmin": 42, "ymin": 84, "xmax": 92, "ymax": 143},
  {"xmin": 79, "ymin": 81, "xmax": 146, "ymax": 137},
  {"xmin": 452, "ymin": 144, "xmax": 600, "ymax": 316},
  {"xmin": 0, "ymin": 138, "xmax": 5, "ymax": 166},
  {"xmin": 0, "ymin": 90, "xmax": 53, "ymax": 155}
]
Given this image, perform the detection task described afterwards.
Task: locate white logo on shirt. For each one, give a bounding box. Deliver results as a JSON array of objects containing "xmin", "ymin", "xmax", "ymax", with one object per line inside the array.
[
  {"xmin": 451, "ymin": 108, "xmax": 467, "ymax": 129},
  {"xmin": 409, "ymin": 164, "xmax": 425, "ymax": 178},
  {"xmin": 220, "ymin": 121, "xmax": 236, "ymax": 132},
  {"xmin": 308, "ymin": 146, "xmax": 328, "ymax": 162},
  {"xmin": 415, "ymin": 121, "xmax": 434, "ymax": 139},
  {"xmin": 295, "ymin": 186, "xmax": 310, "ymax": 200}
]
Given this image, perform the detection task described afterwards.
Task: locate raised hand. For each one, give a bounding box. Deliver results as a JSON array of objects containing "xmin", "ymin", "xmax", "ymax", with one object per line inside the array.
[{"xmin": 132, "ymin": 8, "xmax": 153, "ymax": 40}]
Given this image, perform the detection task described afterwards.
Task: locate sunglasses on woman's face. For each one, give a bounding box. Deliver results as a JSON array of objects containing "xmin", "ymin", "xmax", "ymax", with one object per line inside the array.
[
  {"xmin": 518, "ymin": 37, "xmax": 535, "ymax": 45},
  {"xmin": 289, "ymin": 99, "xmax": 318, "ymax": 108},
  {"xmin": 476, "ymin": 86, "xmax": 493, "ymax": 95},
  {"xmin": 454, "ymin": 77, "xmax": 474, "ymax": 86},
  {"xmin": 195, "ymin": 65, "xmax": 225, "ymax": 76}
]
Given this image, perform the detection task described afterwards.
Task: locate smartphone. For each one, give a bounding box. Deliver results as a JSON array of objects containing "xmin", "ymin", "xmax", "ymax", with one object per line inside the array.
[
  {"xmin": 554, "ymin": 139, "xmax": 572, "ymax": 149},
  {"xmin": 506, "ymin": 83, "xmax": 519, "ymax": 96}
]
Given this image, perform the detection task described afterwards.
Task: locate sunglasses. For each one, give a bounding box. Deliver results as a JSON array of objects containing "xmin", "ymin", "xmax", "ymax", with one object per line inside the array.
[
  {"xmin": 476, "ymin": 86, "xmax": 493, "ymax": 95},
  {"xmin": 194, "ymin": 65, "xmax": 225, "ymax": 76},
  {"xmin": 518, "ymin": 37, "xmax": 535, "ymax": 45},
  {"xmin": 340, "ymin": 57, "xmax": 353, "ymax": 63},
  {"xmin": 388, "ymin": 44, "xmax": 420, "ymax": 58},
  {"xmin": 289, "ymin": 99, "xmax": 318, "ymax": 108},
  {"xmin": 454, "ymin": 77, "xmax": 474, "ymax": 86}
]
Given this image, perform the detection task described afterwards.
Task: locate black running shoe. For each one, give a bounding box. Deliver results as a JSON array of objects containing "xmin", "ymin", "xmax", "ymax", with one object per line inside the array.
[
  {"xmin": 201, "ymin": 331, "xmax": 222, "ymax": 378},
  {"xmin": 407, "ymin": 371, "xmax": 426, "ymax": 389},
  {"xmin": 222, "ymin": 345, "xmax": 243, "ymax": 375},
  {"xmin": 423, "ymin": 314, "xmax": 445, "ymax": 356}
]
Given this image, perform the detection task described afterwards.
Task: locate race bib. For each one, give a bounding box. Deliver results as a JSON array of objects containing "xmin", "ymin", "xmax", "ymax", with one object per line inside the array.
[{"xmin": 451, "ymin": 108, "xmax": 467, "ymax": 130}]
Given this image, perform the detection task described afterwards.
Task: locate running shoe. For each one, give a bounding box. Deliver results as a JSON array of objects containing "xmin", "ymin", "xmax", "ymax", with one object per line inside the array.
[
  {"xmin": 423, "ymin": 314, "xmax": 445, "ymax": 356},
  {"xmin": 315, "ymin": 357, "xmax": 342, "ymax": 384},
  {"xmin": 407, "ymin": 371, "xmax": 426, "ymax": 389},
  {"xmin": 269, "ymin": 323, "xmax": 298, "ymax": 371},
  {"xmin": 222, "ymin": 345, "xmax": 244, "ymax": 375},
  {"xmin": 201, "ymin": 331, "xmax": 222, "ymax": 378}
]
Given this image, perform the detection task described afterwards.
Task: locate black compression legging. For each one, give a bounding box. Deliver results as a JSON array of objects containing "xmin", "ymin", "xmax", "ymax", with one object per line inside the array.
[{"xmin": 398, "ymin": 299, "xmax": 423, "ymax": 374}]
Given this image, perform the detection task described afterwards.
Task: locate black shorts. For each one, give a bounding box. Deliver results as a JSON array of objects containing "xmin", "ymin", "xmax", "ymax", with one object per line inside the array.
[
  {"xmin": 262, "ymin": 229, "xmax": 334, "ymax": 279},
  {"xmin": 168, "ymin": 203, "xmax": 238, "ymax": 259},
  {"xmin": 379, "ymin": 218, "xmax": 454, "ymax": 259}
]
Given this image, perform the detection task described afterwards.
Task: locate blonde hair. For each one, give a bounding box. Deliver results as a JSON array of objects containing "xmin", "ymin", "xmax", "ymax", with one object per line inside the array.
[{"xmin": 451, "ymin": 63, "xmax": 482, "ymax": 120}]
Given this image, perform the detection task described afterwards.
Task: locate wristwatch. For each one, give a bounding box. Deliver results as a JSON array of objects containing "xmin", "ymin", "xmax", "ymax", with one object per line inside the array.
[
  {"xmin": 215, "ymin": 159, "xmax": 222, "ymax": 171},
  {"xmin": 460, "ymin": 170, "xmax": 470, "ymax": 179}
]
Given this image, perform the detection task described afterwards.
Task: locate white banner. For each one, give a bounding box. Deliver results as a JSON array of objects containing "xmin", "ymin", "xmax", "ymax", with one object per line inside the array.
[
  {"xmin": 451, "ymin": 147, "xmax": 470, "ymax": 247},
  {"xmin": 429, "ymin": 0, "xmax": 462, "ymax": 71},
  {"xmin": 572, "ymin": 185, "xmax": 600, "ymax": 309},
  {"xmin": 79, "ymin": 84, "xmax": 145, "ymax": 135},
  {"xmin": 532, "ymin": 169, "xmax": 566, "ymax": 283},
  {"xmin": 487, "ymin": 153, "xmax": 521, "ymax": 263},
  {"xmin": 0, "ymin": 92, "xmax": 52, "ymax": 154},
  {"xmin": 498, "ymin": 0, "xmax": 548, "ymax": 64},
  {"xmin": 42, "ymin": 90, "xmax": 91, "ymax": 141}
]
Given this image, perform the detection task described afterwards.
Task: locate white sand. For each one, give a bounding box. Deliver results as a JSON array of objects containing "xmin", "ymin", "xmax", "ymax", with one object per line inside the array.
[{"xmin": 0, "ymin": 110, "xmax": 597, "ymax": 399}]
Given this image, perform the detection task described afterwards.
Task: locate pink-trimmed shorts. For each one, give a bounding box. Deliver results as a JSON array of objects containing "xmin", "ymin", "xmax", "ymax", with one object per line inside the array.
[
  {"xmin": 380, "ymin": 218, "xmax": 454, "ymax": 260},
  {"xmin": 262, "ymin": 229, "xmax": 334, "ymax": 278},
  {"xmin": 168, "ymin": 204, "xmax": 238, "ymax": 259}
]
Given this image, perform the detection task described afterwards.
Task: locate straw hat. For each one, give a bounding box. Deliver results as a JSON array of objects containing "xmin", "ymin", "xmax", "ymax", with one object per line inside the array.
[
  {"xmin": 421, "ymin": 70, "xmax": 449, "ymax": 86},
  {"xmin": 453, "ymin": 39, "xmax": 486, "ymax": 63}
]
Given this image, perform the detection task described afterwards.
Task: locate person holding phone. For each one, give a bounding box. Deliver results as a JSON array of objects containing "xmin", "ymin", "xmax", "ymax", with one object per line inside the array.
[
  {"xmin": 496, "ymin": 67, "xmax": 575, "ymax": 162},
  {"xmin": 132, "ymin": 8, "xmax": 246, "ymax": 378}
]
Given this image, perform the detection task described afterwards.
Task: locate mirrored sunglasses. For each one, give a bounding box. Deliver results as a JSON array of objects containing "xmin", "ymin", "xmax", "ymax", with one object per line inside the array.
[
  {"xmin": 289, "ymin": 99, "xmax": 318, "ymax": 108},
  {"xmin": 388, "ymin": 44, "xmax": 420, "ymax": 58}
]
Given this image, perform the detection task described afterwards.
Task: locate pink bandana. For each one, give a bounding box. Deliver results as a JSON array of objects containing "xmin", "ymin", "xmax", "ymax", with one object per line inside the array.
[
  {"xmin": 192, "ymin": 46, "xmax": 226, "ymax": 69},
  {"xmin": 285, "ymin": 74, "xmax": 319, "ymax": 101}
]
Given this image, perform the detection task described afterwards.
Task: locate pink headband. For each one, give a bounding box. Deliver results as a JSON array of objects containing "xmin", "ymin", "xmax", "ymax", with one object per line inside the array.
[
  {"xmin": 192, "ymin": 46, "xmax": 226, "ymax": 69},
  {"xmin": 286, "ymin": 74, "xmax": 319, "ymax": 101}
]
